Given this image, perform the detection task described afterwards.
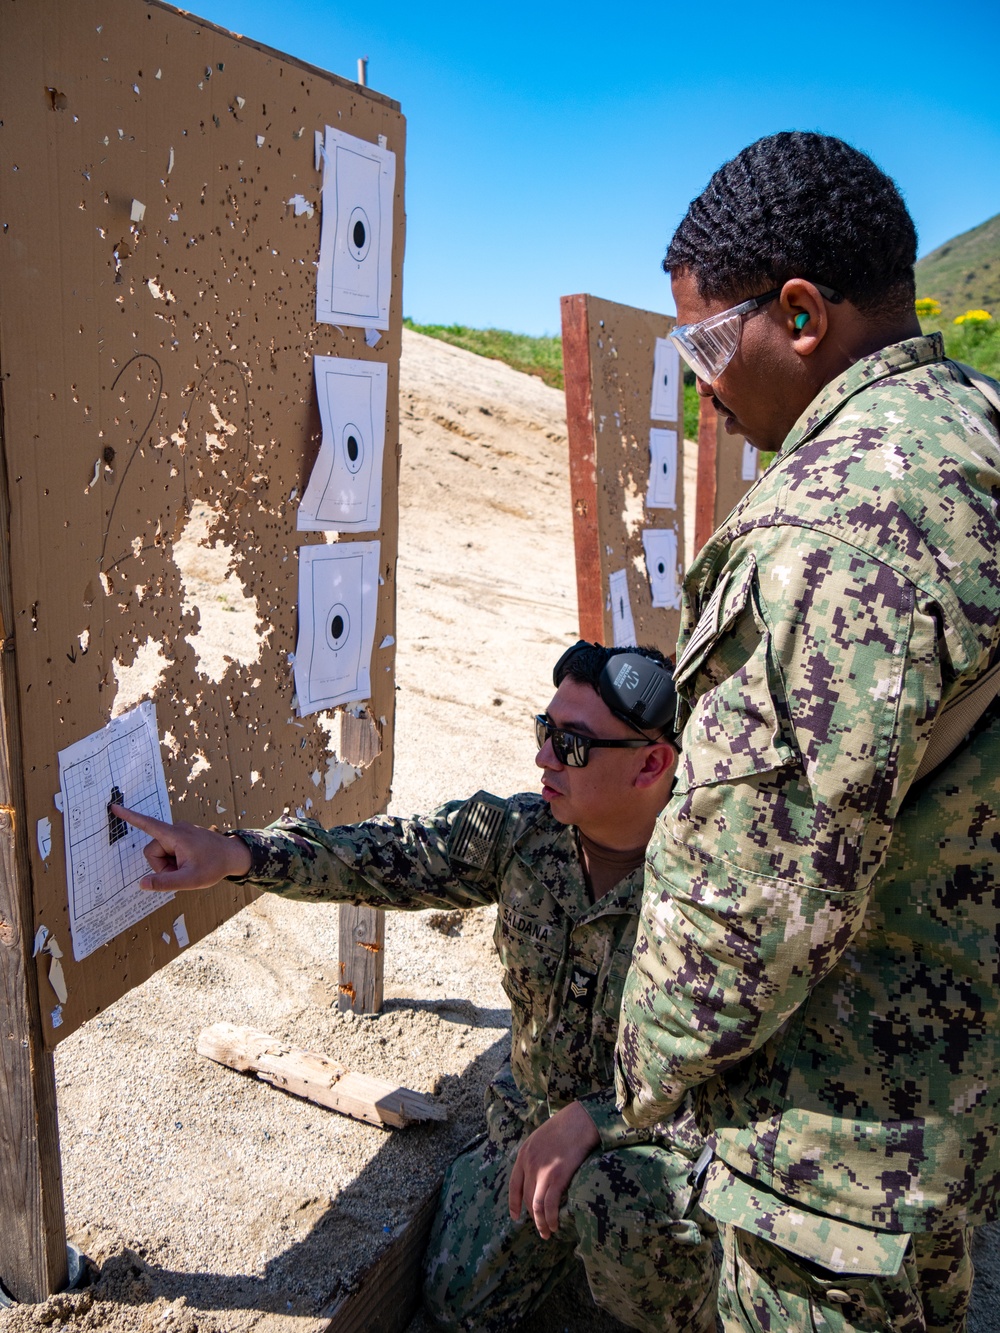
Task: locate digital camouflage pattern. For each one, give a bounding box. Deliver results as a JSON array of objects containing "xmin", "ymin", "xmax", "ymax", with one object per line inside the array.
[
  {"xmin": 715, "ymin": 1222, "xmax": 973, "ymax": 1333},
  {"xmin": 615, "ymin": 335, "xmax": 1000, "ymax": 1237},
  {"xmin": 233, "ymin": 792, "xmax": 716, "ymax": 1325},
  {"xmin": 423, "ymin": 1127, "xmax": 718, "ymax": 1333}
]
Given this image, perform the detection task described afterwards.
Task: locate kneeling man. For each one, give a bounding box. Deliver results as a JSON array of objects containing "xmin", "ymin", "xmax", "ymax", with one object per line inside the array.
[{"xmin": 117, "ymin": 641, "xmax": 718, "ymax": 1333}]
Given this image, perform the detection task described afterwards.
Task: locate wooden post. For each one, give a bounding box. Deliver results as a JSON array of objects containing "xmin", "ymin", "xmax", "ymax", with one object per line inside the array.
[
  {"xmin": 560, "ymin": 294, "xmax": 605, "ymax": 643},
  {"xmin": 694, "ymin": 393, "xmax": 719, "ymax": 557},
  {"xmin": 357, "ymin": 56, "xmax": 369, "ymax": 87},
  {"xmin": 338, "ymin": 905, "xmax": 385, "ymax": 1013},
  {"xmin": 0, "ymin": 429, "xmax": 68, "ymax": 1302}
]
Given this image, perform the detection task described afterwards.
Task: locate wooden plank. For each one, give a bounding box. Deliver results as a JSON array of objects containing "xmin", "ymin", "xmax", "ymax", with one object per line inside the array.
[
  {"xmin": 338, "ymin": 904, "xmax": 385, "ymax": 1014},
  {"xmin": 561, "ymin": 294, "xmax": 604, "ymax": 642},
  {"xmin": 694, "ymin": 395, "xmax": 719, "ymax": 556},
  {"xmin": 322, "ymin": 1180, "xmax": 442, "ymax": 1333},
  {"xmin": 0, "ymin": 370, "xmax": 68, "ymax": 1301},
  {"xmin": 196, "ymin": 1023, "xmax": 446, "ymax": 1128}
]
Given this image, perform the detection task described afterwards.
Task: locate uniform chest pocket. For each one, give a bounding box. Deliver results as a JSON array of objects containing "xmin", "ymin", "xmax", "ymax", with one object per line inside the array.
[{"xmin": 673, "ymin": 561, "xmax": 798, "ymax": 795}]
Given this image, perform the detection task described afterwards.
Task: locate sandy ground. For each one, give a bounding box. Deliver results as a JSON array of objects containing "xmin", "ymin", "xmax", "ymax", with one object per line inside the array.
[{"xmin": 2, "ymin": 330, "xmax": 998, "ymax": 1331}]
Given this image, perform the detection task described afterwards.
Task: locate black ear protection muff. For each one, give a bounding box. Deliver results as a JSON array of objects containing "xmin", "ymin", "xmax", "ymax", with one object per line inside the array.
[{"xmin": 553, "ymin": 640, "xmax": 677, "ymax": 741}]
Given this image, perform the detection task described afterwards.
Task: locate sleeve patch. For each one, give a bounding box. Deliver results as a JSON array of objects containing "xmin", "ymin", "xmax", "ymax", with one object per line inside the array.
[{"xmin": 449, "ymin": 795, "xmax": 508, "ymax": 872}]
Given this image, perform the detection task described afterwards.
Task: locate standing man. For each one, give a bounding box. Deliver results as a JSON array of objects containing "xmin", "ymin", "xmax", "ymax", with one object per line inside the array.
[
  {"xmin": 117, "ymin": 642, "xmax": 718, "ymax": 1333},
  {"xmin": 615, "ymin": 131, "xmax": 1000, "ymax": 1332}
]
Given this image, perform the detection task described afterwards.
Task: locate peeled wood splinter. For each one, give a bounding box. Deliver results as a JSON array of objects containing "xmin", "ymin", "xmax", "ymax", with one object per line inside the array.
[{"xmin": 196, "ymin": 1022, "xmax": 447, "ymax": 1129}]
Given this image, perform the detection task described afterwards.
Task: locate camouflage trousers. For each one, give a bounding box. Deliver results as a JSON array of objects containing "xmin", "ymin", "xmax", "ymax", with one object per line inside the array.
[
  {"xmin": 717, "ymin": 1222, "xmax": 973, "ymax": 1333},
  {"xmin": 422, "ymin": 1127, "xmax": 719, "ymax": 1332}
]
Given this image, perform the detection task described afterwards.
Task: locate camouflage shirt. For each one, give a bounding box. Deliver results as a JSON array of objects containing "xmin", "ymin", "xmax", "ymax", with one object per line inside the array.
[
  {"xmin": 616, "ymin": 335, "xmax": 1000, "ymax": 1233},
  {"xmin": 234, "ymin": 791, "xmax": 689, "ymax": 1150}
]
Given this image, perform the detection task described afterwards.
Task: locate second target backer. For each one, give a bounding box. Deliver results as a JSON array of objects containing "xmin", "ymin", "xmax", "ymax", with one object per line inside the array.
[{"xmin": 298, "ymin": 356, "xmax": 387, "ymax": 532}]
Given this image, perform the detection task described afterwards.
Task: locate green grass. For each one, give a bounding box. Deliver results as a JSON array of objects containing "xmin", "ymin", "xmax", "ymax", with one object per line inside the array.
[
  {"xmin": 403, "ymin": 318, "xmax": 565, "ymax": 390},
  {"xmin": 920, "ymin": 316, "xmax": 1000, "ymax": 380},
  {"xmin": 915, "ymin": 212, "xmax": 1000, "ymax": 323}
]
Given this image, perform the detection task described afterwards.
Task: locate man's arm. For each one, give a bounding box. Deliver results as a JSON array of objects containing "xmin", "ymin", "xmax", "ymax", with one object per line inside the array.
[
  {"xmin": 615, "ymin": 529, "xmax": 941, "ymax": 1125},
  {"xmin": 116, "ymin": 795, "xmax": 511, "ymax": 912}
]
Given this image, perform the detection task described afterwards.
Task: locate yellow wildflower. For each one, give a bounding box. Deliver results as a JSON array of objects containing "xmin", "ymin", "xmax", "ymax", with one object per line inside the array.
[
  {"xmin": 954, "ymin": 309, "xmax": 993, "ymax": 325},
  {"xmin": 915, "ymin": 298, "xmax": 941, "ymax": 318}
]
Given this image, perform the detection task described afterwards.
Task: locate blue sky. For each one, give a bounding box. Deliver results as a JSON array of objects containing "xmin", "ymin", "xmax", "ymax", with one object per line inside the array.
[{"xmin": 196, "ymin": 0, "xmax": 1000, "ymax": 335}]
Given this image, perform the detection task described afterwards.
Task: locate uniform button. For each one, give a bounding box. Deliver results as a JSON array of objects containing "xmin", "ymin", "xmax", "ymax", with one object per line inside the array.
[{"xmin": 826, "ymin": 1289, "xmax": 851, "ymax": 1304}]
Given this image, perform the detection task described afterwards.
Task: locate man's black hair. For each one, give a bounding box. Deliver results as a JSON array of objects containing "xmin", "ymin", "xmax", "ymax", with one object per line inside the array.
[{"xmin": 665, "ymin": 132, "xmax": 917, "ymax": 318}]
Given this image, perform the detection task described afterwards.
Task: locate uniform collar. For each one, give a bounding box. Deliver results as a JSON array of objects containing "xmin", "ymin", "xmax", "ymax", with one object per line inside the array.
[
  {"xmin": 512, "ymin": 809, "xmax": 643, "ymax": 921},
  {"xmin": 778, "ymin": 332, "xmax": 946, "ymax": 459}
]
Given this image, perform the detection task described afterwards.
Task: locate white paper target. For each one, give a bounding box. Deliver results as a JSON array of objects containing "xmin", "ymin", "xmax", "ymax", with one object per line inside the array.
[
  {"xmin": 646, "ymin": 428, "xmax": 678, "ymax": 509},
  {"xmin": 316, "ymin": 126, "xmax": 395, "ymax": 329},
  {"xmin": 642, "ymin": 528, "xmax": 681, "ymax": 610},
  {"xmin": 294, "ymin": 542, "xmax": 380, "ymax": 716},
  {"xmin": 608, "ymin": 569, "xmax": 637, "ymax": 647},
  {"xmin": 741, "ymin": 440, "xmax": 759, "ymax": 482},
  {"xmin": 650, "ymin": 338, "xmax": 680, "ymax": 423},
  {"xmin": 298, "ymin": 357, "xmax": 387, "ymax": 532}
]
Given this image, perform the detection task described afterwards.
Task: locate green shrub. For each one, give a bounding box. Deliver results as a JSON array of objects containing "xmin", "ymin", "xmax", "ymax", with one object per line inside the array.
[{"xmin": 403, "ymin": 318, "xmax": 564, "ymax": 390}]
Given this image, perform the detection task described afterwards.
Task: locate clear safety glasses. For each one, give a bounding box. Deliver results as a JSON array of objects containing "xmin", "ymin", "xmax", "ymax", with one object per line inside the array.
[{"xmin": 670, "ymin": 283, "xmax": 843, "ymax": 384}]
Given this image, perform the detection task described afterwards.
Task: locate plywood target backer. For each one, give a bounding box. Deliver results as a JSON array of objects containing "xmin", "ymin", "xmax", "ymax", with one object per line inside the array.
[
  {"xmin": 561, "ymin": 294, "xmax": 685, "ymax": 658},
  {"xmin": 0, "ymin": 0, "xmax": 406, "ymax": 1046}
]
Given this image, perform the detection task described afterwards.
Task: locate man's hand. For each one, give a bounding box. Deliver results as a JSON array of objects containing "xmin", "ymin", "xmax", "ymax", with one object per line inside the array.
[
  {"xmin": 111, "ymin": 805, "xmax": 252, "ymax": 892},
  {"xmin": 508, "ymin": 1100, "xmax": 600, "ymax": 1240}
]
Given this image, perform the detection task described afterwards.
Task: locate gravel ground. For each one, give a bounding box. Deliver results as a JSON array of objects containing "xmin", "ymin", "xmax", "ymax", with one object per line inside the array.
[{"xmin": 3, "ymin": 330, "xmax": 998, "ymax": 1331}]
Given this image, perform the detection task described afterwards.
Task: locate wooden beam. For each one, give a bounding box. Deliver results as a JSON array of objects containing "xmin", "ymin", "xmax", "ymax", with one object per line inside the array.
[
  {"xmin": 0, "ymin": 398, "xmax": 68, "ymax": 1302},
  {"xmin": 196, "ymin": 1023, "xmax": 446, "ymax": 1128},
  {"xmin": 322, "ymin": 1180, "xmax": 442, "ymax": 1333},
  {"xmin": 560, "ymin": 294, "xmax": 604, "ymax": 643},
  {"xmin": 694, "ymin": 394, "xmax": 719, "ymax": 557},
  {"xmin": 338, "ymin": 904, "xmax": 385, "ymax": 1014}
]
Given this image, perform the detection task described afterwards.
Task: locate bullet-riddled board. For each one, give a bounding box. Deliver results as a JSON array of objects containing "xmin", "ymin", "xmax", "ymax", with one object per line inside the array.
[
  {"xmin": 693, "ymin": 397, "xmax": 759, "ymax": 554},
  {"xmin": 0, "ymin": 0, "xmax": 405, "ymax": 1047},
  {"xmin": 561, "ymin": 293, "xmax": 685, "ymax": 657}
]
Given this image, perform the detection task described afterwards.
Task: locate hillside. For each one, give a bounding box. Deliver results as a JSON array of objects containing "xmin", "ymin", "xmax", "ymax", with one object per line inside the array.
[{"xmin": 915, "ymin": 212, "xmax": 1000, "ymax": 320}]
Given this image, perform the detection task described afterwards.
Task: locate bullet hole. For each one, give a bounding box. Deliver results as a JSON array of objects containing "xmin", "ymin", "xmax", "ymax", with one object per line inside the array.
[
  {"xmin": 103, "ymin": 446, "xmax": 116, "ymax": 464},
  {"xmin": 45, "ymin": 87, "xmax": 68, "ymax": 111}
]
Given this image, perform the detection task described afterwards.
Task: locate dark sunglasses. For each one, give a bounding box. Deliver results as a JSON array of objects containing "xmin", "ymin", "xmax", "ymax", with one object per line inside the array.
[{"xmin": 534, "ymin": 714, "xmax": 652, "ymax": 769}]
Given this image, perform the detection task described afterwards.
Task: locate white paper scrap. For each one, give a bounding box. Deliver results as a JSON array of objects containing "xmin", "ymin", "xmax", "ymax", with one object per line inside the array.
[
  {"xmin": 650, "ymin": 338, "xmax": 680, "ymax": 423},
  {"xmin": 642, "ymin": 529, "xmax": 682, "ymax": 610},
  {"xmin": 316, "ymin": 125, "xmax": 395, "ymax": 330},
  {"xmin": 130, "ymin": 199, "xmax": 146, "ymax": 224},
  {"xmin": 173, "ymin": 914, "xmax": 190, "ymax": 949},
  {"xmin": 51, "ymin": 1006, "xmax": 63, "ymax": 1029},
  {"xmin": 54, "ymin": 791, "xmax": 65, "ymax": 812},
  {"xmin": 256, "ymin": 134, "xmax": 265, "ymax": 147},
  {"xmin": 162, "ymin": 932, "xmax": 171, "ymax": 944},
  {"xmin": 646, "ymin": 428, "xmax": 678, "ymax": 510},
  {"xmin": 37, "ymin": 816, "xmax": 52, "ymax": 861},
  {"xmin": 294, "ymin": 541, "xmax": 380, "ymax": 716},
  {"xmin": 364, "ymin": 328, "xmax": 381, "ymax": 348},
  {"xmin": 57, "ymin": 699, "xmax": 174, "ymax": 962},
  {"xmin": 48, "ymin": 955, "xmax": 68, "ymax": 1004},
  {"xmin": 314, "ymin": 129, "xmax": 324, "ymax": 171},
  {"xmin": 33, "ymin": 925, "xmax": 49, "ymax": 957},
  {"xmin": 288, "ymin": 193, "xmax": 315, "ymax": 218},
  {"xmin": 298, "ymin": 356, "xmax": 388, "ymax": 533},
  {"xmin": 741, "ymin": 440, "xmax": 759, "ymax": 482},
  {"xmin": 608, "ymin": 570, "xmax": 637, "ymax": 648},
  {"xmin": 379, "ymin": 635, "xmax": 394, "ymax": 648}
]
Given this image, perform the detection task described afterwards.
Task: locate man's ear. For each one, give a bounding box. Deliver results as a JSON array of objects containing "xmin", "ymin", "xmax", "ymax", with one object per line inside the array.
[
  {"xmin": 634, "ymin": 741, "xmax": 677, "ymax": 789},
  {"xmin": 780, "ymin": 278, "xmax": 829, "ymax": 357}
]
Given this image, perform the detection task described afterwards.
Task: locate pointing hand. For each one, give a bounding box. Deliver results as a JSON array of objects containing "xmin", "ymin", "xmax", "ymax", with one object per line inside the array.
[{"xmin": 110, "ymin": 804, "xmax": 252, "ymax": 892}]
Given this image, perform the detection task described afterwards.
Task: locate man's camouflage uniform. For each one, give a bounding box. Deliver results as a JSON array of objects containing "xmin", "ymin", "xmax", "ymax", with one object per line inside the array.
[
  {"xmin": 233, "ymin": 790, "xmax": 718, "ymax": 1332},
  {"xmin": 615, "ymin": 335, "xmax": 1000, "ymax": 1332}
]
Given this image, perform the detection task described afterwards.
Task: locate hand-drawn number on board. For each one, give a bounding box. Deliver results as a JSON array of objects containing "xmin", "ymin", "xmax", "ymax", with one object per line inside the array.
[
  {"xmin": 294, "ymin": 541, "xmax": 381, "ymax": 715},
  {"xmin": 642, "ymin": 529, "xmax": 681, "ymax": 610},
  {"xmin": 650, "ymin": 338, "xmax": 680, "ymax": 423},
  {"xmin": 316, "ymin": 126, "xmax": 396, "ymax": 330},
  {"xmin": 646, "ymin": 428, "xmax": 678, "ymax": 510},
  {"xmin": 608, "ymin": 569, "xmax": 637, "ymax": 647},
  {"xmin": 297, "ymin": 357, "xmax": 388, "ymax": 532}
]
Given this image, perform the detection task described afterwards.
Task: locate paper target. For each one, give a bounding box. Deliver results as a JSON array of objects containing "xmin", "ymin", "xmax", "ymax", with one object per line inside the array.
[
  {"xmin": 608, "ymin": 569, "xmax": 638, "ymax": 648},
  {"xmin": 741, "ymin": 440, "xmax": 759, "ymax": 482},
  {"xmin": 58, "ymin": 700, "xmax": 174, "ymax": 962},
  {"xmin": 298, "ymin": 356, "xmax": 387, "ymax": 532},
  {"xmin": 316, "ymin": 126, "xmax": 396, "ymax": 329},
  {"xmin": 642, "ymin": 528, "xmax": 681, "ymax": 610},
  {"xmin": 646, "ymin": 428, "xmax": 678, "ymax": 510},
  {"xmin": 294, "ymin": 541, "xmax": 380, "ymax": 716},
  {"xmin": 650, "ymin": 337, "xmax": 680, "ymax": 423}
]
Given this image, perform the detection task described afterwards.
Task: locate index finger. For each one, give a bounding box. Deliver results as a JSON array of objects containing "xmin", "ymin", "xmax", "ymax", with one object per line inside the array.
[{"xmin": 111, "ymin": 803, "xmax": 171, "ymax": 840}]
